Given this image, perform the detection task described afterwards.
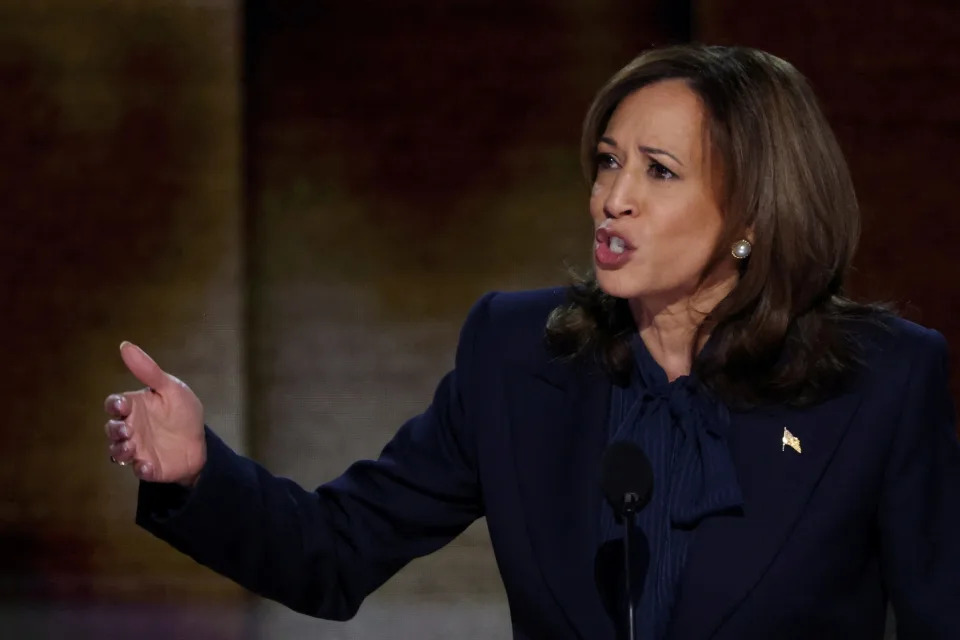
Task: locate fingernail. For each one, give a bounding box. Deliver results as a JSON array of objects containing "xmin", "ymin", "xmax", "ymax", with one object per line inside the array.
[
  {"xmin": 119, "ymin": 341, "xmax": 130, "ymax": 350},
  {"xmin": 119, "ymin": 424, "xmax": 130, "ymax": 438}
]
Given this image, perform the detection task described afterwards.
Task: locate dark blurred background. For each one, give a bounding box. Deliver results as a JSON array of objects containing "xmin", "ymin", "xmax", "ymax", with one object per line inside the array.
[{"xmin": 0, "ymin": 0, "xmax": 956, "ymax": 637}]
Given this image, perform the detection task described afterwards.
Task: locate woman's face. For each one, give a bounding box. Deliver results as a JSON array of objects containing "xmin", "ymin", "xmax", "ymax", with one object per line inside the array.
[{"xmin": 590, "ymin": 79, "xmax": 734, "ymax": 310}]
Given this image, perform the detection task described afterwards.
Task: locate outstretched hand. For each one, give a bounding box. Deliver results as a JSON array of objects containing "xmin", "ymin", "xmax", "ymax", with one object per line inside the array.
[{"xmin": 103, "ymin": 342, "xmax": 206, "ymax": 487}]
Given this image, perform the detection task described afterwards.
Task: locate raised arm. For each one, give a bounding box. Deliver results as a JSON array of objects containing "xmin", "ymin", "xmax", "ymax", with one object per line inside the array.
[{"xmin": 105, "ymin": 292, "xmax": 497, "ymax": 620}]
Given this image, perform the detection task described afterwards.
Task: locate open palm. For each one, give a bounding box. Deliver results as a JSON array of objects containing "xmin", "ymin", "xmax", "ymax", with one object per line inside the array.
[{"xmin": 103, "ymin": 342, "xmax": 206, "ymax": 486}]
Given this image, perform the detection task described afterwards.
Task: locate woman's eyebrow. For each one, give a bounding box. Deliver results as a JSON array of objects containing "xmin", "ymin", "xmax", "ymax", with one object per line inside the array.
[
  {"xmin": 598, "ymin": 136, "xmax": 684, "ymax": 167},
  {"xmin": 638, "ymin": 145, "xmax": 684, "ymax": 167},
  {"xmin": 598, "ymin": 135, "xmax": 620, "ymax": 149}
]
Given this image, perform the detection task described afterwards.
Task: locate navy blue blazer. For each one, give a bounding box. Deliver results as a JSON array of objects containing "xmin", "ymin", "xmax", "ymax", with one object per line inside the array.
[{"xmin": 138, "ymin": 288, "xmax": 960, "ymax": 639}]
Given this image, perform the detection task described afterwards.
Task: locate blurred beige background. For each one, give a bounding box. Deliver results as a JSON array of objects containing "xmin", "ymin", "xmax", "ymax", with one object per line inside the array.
[{"xmin": 0, "ymin": 0, "xmax": 956, "ymax": 638}]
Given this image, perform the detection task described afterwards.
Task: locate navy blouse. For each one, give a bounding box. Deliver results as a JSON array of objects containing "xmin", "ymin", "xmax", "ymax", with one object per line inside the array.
[{"xmin": 598, "ymin": 335, "xmax": 744, "ymax": 639}]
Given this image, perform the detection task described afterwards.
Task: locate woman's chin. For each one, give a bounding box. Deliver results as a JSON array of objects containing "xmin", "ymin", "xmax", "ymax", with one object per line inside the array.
[{"xmin": 594, "ymin": 270, "xmax": 642, "ymax": 300}]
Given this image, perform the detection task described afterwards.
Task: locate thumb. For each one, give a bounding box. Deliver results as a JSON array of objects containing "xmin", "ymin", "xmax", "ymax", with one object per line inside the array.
[{"xmin": 119, "ymin": 341, "xmax": 170, "ymax": 392}]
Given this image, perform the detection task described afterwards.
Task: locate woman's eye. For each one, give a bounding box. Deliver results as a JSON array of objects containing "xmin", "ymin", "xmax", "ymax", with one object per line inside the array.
[
  {"xmin": 647, "ymin": 161, "xmax": 676, "ymax": 180},
  {"xmin": 595, "ymin": 152, "xmax": 619, "ymax": 171}
]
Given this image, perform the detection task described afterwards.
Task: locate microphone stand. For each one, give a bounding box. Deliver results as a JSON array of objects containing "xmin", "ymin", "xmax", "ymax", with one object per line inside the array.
[{"xmin": 622, "ymin": 491, "xmax": 640, "ymax": 640}]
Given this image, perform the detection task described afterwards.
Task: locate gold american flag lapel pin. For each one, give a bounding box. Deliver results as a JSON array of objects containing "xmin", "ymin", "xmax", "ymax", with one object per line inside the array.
[{"xmin": 782, "ymin": 427, "xmax": 801, "ymax": 454}]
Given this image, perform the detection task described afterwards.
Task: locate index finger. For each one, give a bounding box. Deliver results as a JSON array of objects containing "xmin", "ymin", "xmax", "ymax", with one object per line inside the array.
[{"xmin": 104, "ymin": 393, "xmax": 130, "ymax": 419}]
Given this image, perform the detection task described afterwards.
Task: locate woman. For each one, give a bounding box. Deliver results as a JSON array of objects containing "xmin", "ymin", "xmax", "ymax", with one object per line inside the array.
[{"xmin": 103, "ymin": 45, "xmax": 960, "ymax": 639}]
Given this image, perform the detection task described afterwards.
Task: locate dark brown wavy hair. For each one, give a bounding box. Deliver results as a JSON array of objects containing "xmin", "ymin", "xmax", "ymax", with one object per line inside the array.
[{"xmin": 546, "ymin": 44, "xmax": 887, "ymax": 408}]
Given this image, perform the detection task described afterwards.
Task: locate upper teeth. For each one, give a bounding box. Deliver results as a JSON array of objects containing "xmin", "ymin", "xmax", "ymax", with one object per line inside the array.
[{"xmin": 609, "ymin": 237, "xmax": 625, "ymax": 254}]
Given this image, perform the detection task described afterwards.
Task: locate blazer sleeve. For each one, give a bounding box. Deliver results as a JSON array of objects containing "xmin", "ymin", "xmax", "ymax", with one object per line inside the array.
[
  {"xmin": 879, "ymin": 329, "xmax": 960, "ymax": 638},
  {"xmin": 135, "ymin": 292, "xmax": 498, "ymax": 620}
]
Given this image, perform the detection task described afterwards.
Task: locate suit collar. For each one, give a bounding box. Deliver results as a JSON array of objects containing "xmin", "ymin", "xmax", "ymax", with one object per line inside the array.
[
  {"xmin": 506, "ymin": 353, "xmax": 615, "ymax": 640},
  {"xmin": 669, "ymin": 392, "xmax": 865, "ymax": 638},
  {"xmin": 505, "ymin": 348, "xmax": 865, "ymax": 640}
]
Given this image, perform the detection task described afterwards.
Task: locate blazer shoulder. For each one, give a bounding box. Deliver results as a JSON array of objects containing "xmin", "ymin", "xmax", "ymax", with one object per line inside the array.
[
  {"xmin": 462, "ymin": 287, "xmax": 568, "ymax": 361},
  {"xmin": 838, "ymin": 314, "xmax": 951, "ymax": 407},
  {"xmin": 467, "ymin": 287, "xmax": 567, "ymax": 334},
  {"xmin": 851, "ymin": 314, "xmax": 948, "ymax": 369},
  {"xmin": 485, "ymin": 287, "xmax": 567, "ymax": 323}
]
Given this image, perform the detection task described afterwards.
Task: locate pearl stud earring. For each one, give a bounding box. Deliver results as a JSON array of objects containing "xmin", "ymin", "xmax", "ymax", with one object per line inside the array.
[{"xmin": 731, "ymin": 239, "xmax": 752, "ymax": 260}]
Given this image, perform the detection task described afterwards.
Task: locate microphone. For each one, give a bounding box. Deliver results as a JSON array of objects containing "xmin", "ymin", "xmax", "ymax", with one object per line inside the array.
[{"xmin": 601, "ymin": 442, "xmax": 654, "ymax": 640}]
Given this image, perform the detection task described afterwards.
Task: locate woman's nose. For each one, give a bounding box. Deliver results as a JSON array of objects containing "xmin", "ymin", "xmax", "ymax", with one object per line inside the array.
[
  {"xmin": 603, "ymin": 174, "xmax": 637, "ymax": 219},
  {"xmin": 604, "ymin": 201, "xmax": 634, "ymax": 219}
]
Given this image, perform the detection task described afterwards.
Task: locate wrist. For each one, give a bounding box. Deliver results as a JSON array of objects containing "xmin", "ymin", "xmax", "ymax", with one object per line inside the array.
[{"xmin": 177, "ymin": 435, "xmax": 206, "ymax": 488}]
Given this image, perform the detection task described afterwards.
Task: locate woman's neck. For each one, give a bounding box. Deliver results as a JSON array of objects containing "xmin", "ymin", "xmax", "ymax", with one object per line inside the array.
[{"xmin": 629, "ymin": 272, "xmax": 738, "ymax": 381}]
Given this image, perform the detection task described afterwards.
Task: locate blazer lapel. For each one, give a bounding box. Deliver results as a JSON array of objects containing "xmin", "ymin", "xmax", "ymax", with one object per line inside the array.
[
  {"xmin": 507, "ymin": 354, "xmax": 614, "ymax": 640},
  {"xmin": 669, "ymin": 391, "xmax": 865, "ymax": 639}
]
